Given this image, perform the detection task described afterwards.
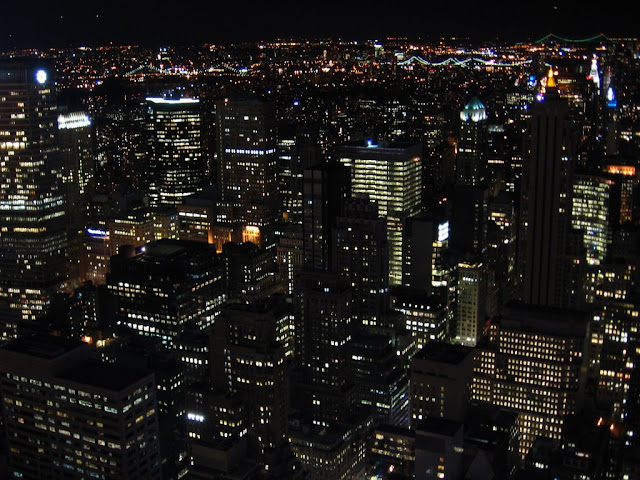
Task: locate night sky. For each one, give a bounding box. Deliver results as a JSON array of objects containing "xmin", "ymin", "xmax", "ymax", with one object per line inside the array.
[{"xmin": 1, "ymin": 1, "xmax": 636, "ymax": 49}]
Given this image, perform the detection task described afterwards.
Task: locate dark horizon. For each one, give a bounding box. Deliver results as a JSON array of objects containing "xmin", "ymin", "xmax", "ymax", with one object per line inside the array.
[{"xmin": 1, "ymin": 1, "xmax": 636, "ymax": 50}]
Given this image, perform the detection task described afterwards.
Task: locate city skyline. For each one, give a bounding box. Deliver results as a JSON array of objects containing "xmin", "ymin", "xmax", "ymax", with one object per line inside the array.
[
  {"xmin": 1, "ymin": 14, "xmax": 639, "ymax": 480},
  {"xmin": 1, "ymin": 1, "xmax": 637, "ymax": 50}
]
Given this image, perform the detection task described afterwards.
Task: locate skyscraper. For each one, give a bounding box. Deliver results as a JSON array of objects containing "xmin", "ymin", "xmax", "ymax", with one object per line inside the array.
[
  {"xmin": 302, "ymin": 162, "xmax": 351, "ymax": 271},
  {"xmin": 334, "ymin": 195, "xmax": 389, "ymax": 329},
  {"xmin": 0, "ymin": 58, "xmax": 67, "ymax": 337},
  {"xmin": 456, "ymin": 97, "xmax": 488, "ymax": 186},
  {"xmin": 58, "ymin": 111, "xmax": 94, "ymax": 232},
  {"xmin": 572, "ymin": 174, "xmax": 613, "ymax": 265},
  {"xmin": 294, "ymin": 270, "xmax": 354, "ymax": 426},
  {"xmin": 216, "ymin": 97, "xmax": 278, "ymax": 251},
  {"xmin": 455, "ymin": 260, "xmax": 487, "ymax": 347},
  {"xmin": 518, "ymin": 70, "xmax": 578, "ymax": 308},
  {"xmin": 59, "ymin": 111, "xmax": 94, "ymax": 288},
  {"xmin": 146, "ymin": 97, "xmax": 204, "ymax": 209},
  {"xmin": 335, "ymin": 141, "xmax": 423, "ymax": 286}
]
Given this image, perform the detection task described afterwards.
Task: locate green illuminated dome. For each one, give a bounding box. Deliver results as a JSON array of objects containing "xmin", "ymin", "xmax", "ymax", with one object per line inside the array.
[{"xmin": 460, "ymin": 97, "xmax": 487, "ymax": 122}]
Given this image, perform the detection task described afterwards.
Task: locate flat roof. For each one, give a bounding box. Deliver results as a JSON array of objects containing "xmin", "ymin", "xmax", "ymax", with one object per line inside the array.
[
  {"xmin": 415, "ymin": 417, "xmax": 463, "ymax": 437},
  {"xmin": 414, "ymin": 341, "xmax": 474, "ymax": 364},
  {"xmin": 1, "ymin": 335, "xmax": 84, "ymax": 360},
  {"xmin": 61, "ymin": 363, "xmax": 151, "ymax": 392},
  {"xmin": 500, "ymin": 303, "xmax": 590, "ymax": 337}
]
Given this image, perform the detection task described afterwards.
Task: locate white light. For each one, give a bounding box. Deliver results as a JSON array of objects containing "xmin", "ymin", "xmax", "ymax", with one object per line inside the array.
[
  {"xmin": 35, "ymin": 69, "xmax": 47, "ymax": 84},
  {"xmin": 146, "ymin": 97, "xmax": 199, "ymax": 104},
  {"xmin": 438, "ymin": 221, "xmax": 449, "ymax": 242},
  {"xmin": 58, "ymin": 112, "xmax": 91, "ymax": 130}
]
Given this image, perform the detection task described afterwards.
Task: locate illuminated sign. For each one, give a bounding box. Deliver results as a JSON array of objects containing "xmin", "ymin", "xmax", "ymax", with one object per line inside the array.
[
  {"xmin": 146, "ymin": 97, "xmax": 199, "ymax": 104},
  {"xmin": 605, "ymin": 165, "xmax": 636, "ymax": 176},
  {"xmin": 86, "ymin": 228, "xmax": 108, "ymax": 237},
  {"xmin": 58, "ymin": 112, "xmax": 91, "ymax": 130},
  {"xmin": 35, "ymin": 69, "xmax": 47, "ymax": 84},
  {"xmin": 607, "ymin": 87, "xmax": 617, "ymax": 108},
  {"xmin": 438, "ymin": 221, "xmax": 449, "ymax": 242}
]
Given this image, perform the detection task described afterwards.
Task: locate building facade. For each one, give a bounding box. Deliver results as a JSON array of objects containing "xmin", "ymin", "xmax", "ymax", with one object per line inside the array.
[{"xmin": 0, "ymin": 58, "xmax": 67, "ymax": 337}]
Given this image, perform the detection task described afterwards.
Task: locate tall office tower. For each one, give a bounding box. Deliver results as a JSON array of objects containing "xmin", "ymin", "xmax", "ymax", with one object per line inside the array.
[
  {"xmin": 222, "ymin": 242, "xmax": 278, "ymax": 304},
  {"xmin": 451, "ymin": 185, "xmax": 489, "ymax": 256},
  {"xmin": 335, "ymin": 141, "xmax": 423, "ymax": 286},
  {"xmin": 403, "ymin": 214, "xmax": 438, "ymax": 294},
  {"xmin": 351, "ymin": 332, "xmax": 409, "ymax": 426},
  {"xmin": 302, "ymin": 162, "xmax": 351, "ymax": 270},
  {"xmin": 471, "ymin": 305, "xmax": 589, "ymax": 457},
  {"xmin": 410, "ymin": 342, "xmax": 474, "ymax": 428},
  {"xmin": 146, "ymin": 97, "xmax": 204, "ymax": 209},
  {"xmin": 211, "ymin": 302, "xmax": 289, "ymax": 453},
  {"xmin": 277, "ymin": 124, "xmax": 322, "ymax": 225},
  {"xmin": 518, "ymin": 71, "xmax": 578, "ymax": 308},
  {"xmin": 0, "ymin": 59, "xmax": 67, "ymax": 338},
  {"xmin": 216, "ymin": 97, "xmax": 278, "ymax": 251},
  {"xmin": 107, "ymin": 239, "xmax": 227, "ymax": 348},
  {"xmin": 403, "ymin": 212, "xmax": 453, "ymax": 297},
  {"xmin": 572, "ymin": 174, "xmax": 613, "ymax": 265},
  {"xmin": 276, "ymin": 223, "xmax": 303, "ymax": 295},
  {"xmin": 487, "ymin": 193, "xmax": 517, "ymax": 306},
  {"xmin": 454, "ymin": 260, "xmax": 487, "ymax": 347},
  {"xmin": 94, "ymin": 97, "xmax": 147, "ymax": 194},
  {"xmin": 594, "ymin": 295, "xmax": 640, "ymax": 417},
  {"xmin": 59, "ymin": 111, "xmax": 95, "ymax": 288},
  {"xmin": 0, "ymin": 336, "xmax": 162, "ymax": 479},
  {"xmin": 294, "ymin": 270, "xmax": 354, "ymax": 426},
  {"xmin": 59, "ymin": 111, "xmax": 94, "ymax": 229},
  {"xmin": 456, "ymin": 97, "xmax": 488, "ymax": 186},
  {"xmin": 602, "ymin": 164, "xmax": 637, "ymax": 227},
  {"xmin": 603, "ymin": 82, "xmax": 619, "ymax": 157},
  {"xmin": 334, "ymin": 196, "xmax": 389, "ymax": 330}
]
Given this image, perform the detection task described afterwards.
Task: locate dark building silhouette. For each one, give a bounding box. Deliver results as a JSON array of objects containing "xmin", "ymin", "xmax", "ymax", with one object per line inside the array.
[
  {"xmin": 107, "ymin": 239, "xmax": 226, "ymax": 347},
  {"xmin": 456, "ymin": 97, "xmax": 488, "ymax": 187},
  {"xmin": 518, "ymin": 70, "xmax": 580, "ymax": 308},
  {"xmin": 334, "ymin": 195, "xmax": 389, "ymax": 330},
  {"xmin": 0, "ymin": 335, "xmax": 162, "ymax": 479},
  {"xmin": 302, "ymin": 162, "xmax": 350, "ymax": 271}
]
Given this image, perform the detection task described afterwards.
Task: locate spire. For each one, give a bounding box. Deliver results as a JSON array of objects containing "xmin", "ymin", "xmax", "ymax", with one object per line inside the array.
[
  {"xmin": 588, "ymin": 56, "xmax": 600, "ymax": 90},
  {"xmin": 547, "ymin": 67, "xmax": 556, "ymax": 88}
]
